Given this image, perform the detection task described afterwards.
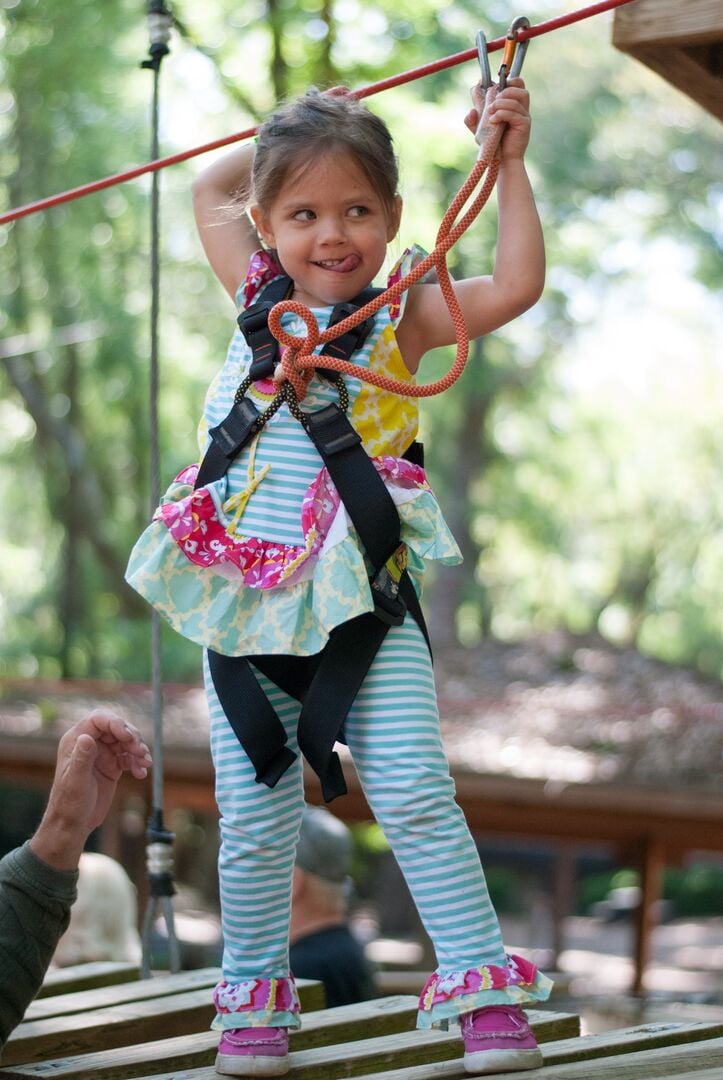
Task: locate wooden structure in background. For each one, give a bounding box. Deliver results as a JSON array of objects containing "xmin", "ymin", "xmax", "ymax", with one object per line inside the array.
[
  {"xmin": 2, "ymin": 670, "xmax": 723, "ymax": 998},
  {"xmin": 613, "ymin": 0, "xmax": 723, "ymax": 120}
]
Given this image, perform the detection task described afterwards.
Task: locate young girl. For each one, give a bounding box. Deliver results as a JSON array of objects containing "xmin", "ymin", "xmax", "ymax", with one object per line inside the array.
[{"xmin": 127, "ymin": 81, "xmax": 551, "ymax": 1077}]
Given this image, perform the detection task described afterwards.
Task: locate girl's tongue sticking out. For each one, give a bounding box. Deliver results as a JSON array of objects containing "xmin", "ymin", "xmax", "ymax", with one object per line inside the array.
[{"xmin": 316, "ymin": 254, "xmax": 362, "ymax": 274}]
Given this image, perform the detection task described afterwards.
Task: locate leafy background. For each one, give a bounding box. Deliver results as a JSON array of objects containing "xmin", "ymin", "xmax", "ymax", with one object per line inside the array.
[{"xmin": 1, "ymin": 0, "xmax": 721, "ymax": 685}]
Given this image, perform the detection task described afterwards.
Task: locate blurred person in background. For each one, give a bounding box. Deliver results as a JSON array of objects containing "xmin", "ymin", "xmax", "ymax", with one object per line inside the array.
[
  {"xmin": 51, "ymin": 851, "xmax": 142, "ymax": 968},
  {"xmin": 290, "ymin": 805, "xmax": 377, "ymax": 1007}
]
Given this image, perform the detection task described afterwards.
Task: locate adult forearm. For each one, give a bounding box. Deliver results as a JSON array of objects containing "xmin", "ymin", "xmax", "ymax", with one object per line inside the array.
[
  {"xmin": 0, "ymin": 845, "xmax": 77, "ymax": 1051},
  {"xmin": 29, "ymin": 814, "xmax": 88, "ymax": 873}
]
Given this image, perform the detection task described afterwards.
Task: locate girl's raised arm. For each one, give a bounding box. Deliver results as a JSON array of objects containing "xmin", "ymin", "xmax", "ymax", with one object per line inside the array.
[
  {"xmin": 192, "ymin": 143, "xmax": 260, "ymax": 302},
  {"xmin": 397, "ymin": 79, "xmax": 544, "ymax": 374}
]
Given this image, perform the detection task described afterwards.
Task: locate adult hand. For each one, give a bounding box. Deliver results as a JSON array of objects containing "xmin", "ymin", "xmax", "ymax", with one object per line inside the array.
[{"xmin": 29, "ymin": 711, "xmax": 152, "ymax": 871}]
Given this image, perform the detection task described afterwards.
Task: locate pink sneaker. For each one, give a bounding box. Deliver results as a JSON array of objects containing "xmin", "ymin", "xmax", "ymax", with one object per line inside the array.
[
  {"xmin": 215, "ymin": 1026, "xmax": 289, "ymax": 1077},
  {"xmin": 461, "ymin": 1005, "xmax": 543, "ymax": 1074}
]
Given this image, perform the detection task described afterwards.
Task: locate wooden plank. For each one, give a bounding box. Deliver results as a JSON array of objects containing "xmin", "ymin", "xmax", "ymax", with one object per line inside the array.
[
  {"xmin": 3, "ymin": 978, "xmax": 324, "ymax": 1067},
  {"xmin": 668, "ymin": 1072, "xmax": 723, "ymax": 1079},
  {"xmin": 613, "ymin": 0, "xmax": 723, "ymax": 49},
  {"xmin": 540, "ymin": 1021, "xmax": 723, "ymax": 1067},
  {"xmin": 320, "ymin": 1022, "xmax": 723, "ymax": 1080},
  {"xmin": 1, "ymin": 990, "xmax": 216, "ymax": 1067},
  {"xmin": 519, "ymin": 1036, "xmax": 723, "ymax": 1078},
  {"xmin": 0, "ymin": 996, "xmax": 419, "ymax": 1079},
  {"xmin": 36, "ymin": 962, "xmax": 140, "ymax": 998},
  {"xmin": 24, "ymin": 969, "xmax": 223, "ymax": 1022},
  {"xmin": 26, "ymin": 971, "xmax": 324, "ymax": 1022},
  {"xmin": 618, "ymin": 44, "xmax": 723, "ymax": 121},
  {"xmin": 0, "ymin": 1009, "xmax": 579, "ymax": 1079}
]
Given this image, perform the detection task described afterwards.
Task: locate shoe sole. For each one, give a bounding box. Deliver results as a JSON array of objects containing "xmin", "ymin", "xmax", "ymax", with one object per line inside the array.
[
  {"xmin": 214, "ymin": 1051, "xmax": 290, "ymax": 1077},
  {"xmin": 464, "ymin": 1047, "xmax": 543, "ymax": 1075}
]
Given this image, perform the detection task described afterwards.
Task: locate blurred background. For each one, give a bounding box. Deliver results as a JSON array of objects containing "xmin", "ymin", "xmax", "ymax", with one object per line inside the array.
[{"xmin": 0, "ymin": 0, "xmax": 721, "ymax": 1034}]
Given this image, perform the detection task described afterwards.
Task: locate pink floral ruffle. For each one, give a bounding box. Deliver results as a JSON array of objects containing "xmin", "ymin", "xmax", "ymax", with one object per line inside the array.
[
  {"xmin": 417, "ymin": 954, "xmax": 552, "ymax": 1029},
  {"xmin": 213, "ymin": 976, "xmax": 300, "ymax": 1030},
  {"xmin": 156, "ymin": 457, "xmax": 429, "ymax": 590},
  {"xmin": 242, "ymin": 250, "xmax": 286, "ymax": 309}
]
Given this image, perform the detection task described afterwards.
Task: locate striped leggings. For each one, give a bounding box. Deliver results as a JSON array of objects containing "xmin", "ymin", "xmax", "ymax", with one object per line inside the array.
[{"xmin": 205, "ymin": 616, "xmax": 507, "ymax": 986}]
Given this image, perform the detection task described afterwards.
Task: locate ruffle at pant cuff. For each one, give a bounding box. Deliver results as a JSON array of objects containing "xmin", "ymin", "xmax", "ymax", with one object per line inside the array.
[
  {"xmin": 212, "ymin": 976, "xmax": 301, "ymax": 1031},
  {"xmin": 416, "ymin": 953, "xmax": 553, "ymax": 1030}
]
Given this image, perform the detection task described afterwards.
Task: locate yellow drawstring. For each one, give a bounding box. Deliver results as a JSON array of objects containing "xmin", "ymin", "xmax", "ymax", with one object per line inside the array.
[{"xmin": 223, "ymin": 438, "xmax": 271, "ymax": 536}]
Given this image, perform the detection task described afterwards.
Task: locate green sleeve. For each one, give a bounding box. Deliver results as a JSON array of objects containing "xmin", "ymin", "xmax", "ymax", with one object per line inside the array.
[{"xmin": 0, "ymin": 842, "xmax": 78, "ymax": 1052}]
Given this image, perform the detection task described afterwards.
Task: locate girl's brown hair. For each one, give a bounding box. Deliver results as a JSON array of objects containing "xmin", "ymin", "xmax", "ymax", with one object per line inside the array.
[{"xmin": 251, "ymin": 89, "xmax": 399, "ymax": 219}]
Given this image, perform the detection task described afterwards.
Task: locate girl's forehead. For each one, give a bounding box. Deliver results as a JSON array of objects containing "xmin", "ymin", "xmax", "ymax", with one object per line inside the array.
[{"xmin": 279, "ymin": 149, "xmax": 378, "ymax": 200}]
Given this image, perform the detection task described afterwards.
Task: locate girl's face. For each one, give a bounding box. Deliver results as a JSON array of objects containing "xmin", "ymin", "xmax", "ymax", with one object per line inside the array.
[{"xmin": 251, "ymin": 150, "xmax": 401, "ymax": 308}]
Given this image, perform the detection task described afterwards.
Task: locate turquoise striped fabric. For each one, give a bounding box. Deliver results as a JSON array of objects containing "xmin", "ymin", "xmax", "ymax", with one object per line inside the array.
[
  {"xmin": 202, "ymin": 312, "xmax": 374, "ymax": 547},
  {"xmin": 205, "ymin": 616, "xmax": 506, "ymax": 986}
]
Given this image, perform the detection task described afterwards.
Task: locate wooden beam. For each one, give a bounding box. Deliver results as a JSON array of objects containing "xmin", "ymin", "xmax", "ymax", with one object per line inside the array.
[
  {"xmin": 619, "ymin": 43, "xmax": 723, "ymax": 121},
  {"xmin": 613, "ymin": 0, "xmax": 723, "ymax": 50}
]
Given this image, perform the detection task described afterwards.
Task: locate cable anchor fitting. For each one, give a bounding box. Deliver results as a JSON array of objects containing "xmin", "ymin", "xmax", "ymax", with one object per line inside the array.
[{"xmin": 141, "ymin": 0, "xmax": 173, "ymax": 71}]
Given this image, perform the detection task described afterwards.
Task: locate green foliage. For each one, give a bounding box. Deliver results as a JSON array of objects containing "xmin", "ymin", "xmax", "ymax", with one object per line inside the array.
[
  {"xmin": 0, "ymin": 0, "xmax": 721, "ymax": 682},
  {"xmin": 577, "ymin": 865, "xmax": 723, "ymax": 919}
]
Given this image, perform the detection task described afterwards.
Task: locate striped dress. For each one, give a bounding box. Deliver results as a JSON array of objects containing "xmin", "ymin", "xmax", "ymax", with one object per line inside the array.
[{"xmin": 126, "ymin": 250, "xmax": 552, "ymax": 1032}]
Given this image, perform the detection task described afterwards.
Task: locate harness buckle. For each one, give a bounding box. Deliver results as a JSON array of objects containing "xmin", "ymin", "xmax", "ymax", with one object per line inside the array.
[
  {"xmin": 319, "ymin": 303, "xmax": 376, "ymax": 380},
  {"xmin": 370, "ymin": 543, "xmax": 408, "ymax": 626},
  {"xmin": 238, "ymin": 301, "xmax": 281, "ymax": 381},
  {"xmin": 209, "ymin": 397, "xmax": 260, "ymax": 457},
  {"xmin": 238, "ymin": 301, "xmax": 275, "ymax": 338}
]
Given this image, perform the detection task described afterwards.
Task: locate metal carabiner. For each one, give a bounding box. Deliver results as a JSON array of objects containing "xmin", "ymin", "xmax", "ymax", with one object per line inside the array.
[
  {"xmin": 475, "ymin": 29, "xmax": 493, "ymax": 92},
  {"xmin": 497, "ymin": 15, "xmax": 531, "ymax": 91}
]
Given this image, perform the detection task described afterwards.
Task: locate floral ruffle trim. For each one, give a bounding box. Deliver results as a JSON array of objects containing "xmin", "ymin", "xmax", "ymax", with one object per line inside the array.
[
  {"xmin": 386, "ymin": 244, "xmax": 430, "ymax": 325},
  {"xmin": 417, "ymin": 954, "xmax": 553, "ymax": 1031},
  {"xmin": 241, "ymin": 249, "xmax": 286, "ymax": 310},
  {"xmin": 156, "ymin": 457, "xmax": 430, "ymax": 590},
  {"xmin": 212, "ymin": 976, "xmax": 301, "ymax": 1031}
]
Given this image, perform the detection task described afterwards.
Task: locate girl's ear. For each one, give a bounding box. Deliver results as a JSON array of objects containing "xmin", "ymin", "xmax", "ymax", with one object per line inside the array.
[
  {"xmin": 250, "ymin": 204, "xmax": 275, "ymax": 247},
  {"xmin": 387, "ymin": 195, "xmax": 403, "ymax": 242}
]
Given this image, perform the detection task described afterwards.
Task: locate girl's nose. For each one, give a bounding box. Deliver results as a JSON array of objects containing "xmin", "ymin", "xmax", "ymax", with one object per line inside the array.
[{"xmin": 317, "ymin": 215, "xmax": 346, "ymax": 244}]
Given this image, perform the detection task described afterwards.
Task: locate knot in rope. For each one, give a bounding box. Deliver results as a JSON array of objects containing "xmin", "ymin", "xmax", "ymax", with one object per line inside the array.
[
  {"xmin": 263, "ymin": 118, "xmax": 505, "ymax": 403},
  {"xmin": 268, "ymin": 303, "xmax": 321, "ymax": 400}
]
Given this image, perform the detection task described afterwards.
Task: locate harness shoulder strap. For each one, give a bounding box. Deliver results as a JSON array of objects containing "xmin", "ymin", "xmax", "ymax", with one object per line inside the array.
[
  {"xmin": 237, "ymin": 274, "xmax": 294, "ymax": 382},
  {"xmin": 196, "ymin": 283, "xmax": 386, "ymax": 491}
]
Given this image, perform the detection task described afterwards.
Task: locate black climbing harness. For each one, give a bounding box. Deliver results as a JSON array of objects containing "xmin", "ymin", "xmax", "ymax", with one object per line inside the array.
[{"xmin": 197, "ymin": 275, "xmax": 430, "ymax": 802}]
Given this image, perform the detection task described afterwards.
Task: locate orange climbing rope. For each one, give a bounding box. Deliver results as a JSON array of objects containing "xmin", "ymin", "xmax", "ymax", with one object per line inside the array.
[{"xmin": 271, "ymin": 92, "xmax": 505, "ymax": 402}]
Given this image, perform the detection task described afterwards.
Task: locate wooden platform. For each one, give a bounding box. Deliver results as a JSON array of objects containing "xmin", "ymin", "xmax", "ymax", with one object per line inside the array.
[
  {"xmin": 613, "ymin": 0, "xmax": 723, "ymax": 120},
  {"xmin": 1, "ymin": 965, "xmax": 722, "ymax": 1079}
]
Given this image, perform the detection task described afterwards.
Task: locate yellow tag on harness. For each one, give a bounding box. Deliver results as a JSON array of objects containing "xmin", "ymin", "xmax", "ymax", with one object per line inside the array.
[{"xmin": 386, "ymin": 543, "xmax": 408, "ymax": 583}]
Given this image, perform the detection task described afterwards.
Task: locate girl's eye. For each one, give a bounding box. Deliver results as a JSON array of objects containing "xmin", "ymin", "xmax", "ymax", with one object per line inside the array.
[
  {"xmin": 348, "ymin": 205, "xmax": 369, "ymax": 217},
  {"xmin": 293, "ymin": 209, "xmax": 315, "ymax": 221}
]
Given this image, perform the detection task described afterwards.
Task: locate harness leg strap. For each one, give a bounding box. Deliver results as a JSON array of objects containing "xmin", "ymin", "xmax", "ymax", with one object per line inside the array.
[
  {"xmin": 296, "ymin": 612, "xmax": 390, "ymax": 802},
  {"xmin": 207, "ymin": 650, "xmax": 297, "ymax": 787}
]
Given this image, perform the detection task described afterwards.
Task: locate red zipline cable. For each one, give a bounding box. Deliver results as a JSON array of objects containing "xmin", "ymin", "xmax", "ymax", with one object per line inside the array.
[{"xmin": 0, "ymin": 0, "xmax": 634, "ymax": 227}]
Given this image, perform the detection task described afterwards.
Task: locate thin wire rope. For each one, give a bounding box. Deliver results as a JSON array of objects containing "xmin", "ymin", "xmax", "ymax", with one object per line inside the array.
[
  {"xmin": 0, "ymin": 0, "xmax": 635, "ymax": 227},
  {"xmin": 149, "ymin": 58, "xmax": 164, "ymax": 821},
  {"xmin": 141, "ymin": 5, "xmax": 181, "ymax": 977}
]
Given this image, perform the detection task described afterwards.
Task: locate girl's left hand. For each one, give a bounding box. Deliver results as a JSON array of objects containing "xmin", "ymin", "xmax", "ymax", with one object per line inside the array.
[{"xmin": 464, "ymin": 77, "xmax": 531, "ymax": 161}]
